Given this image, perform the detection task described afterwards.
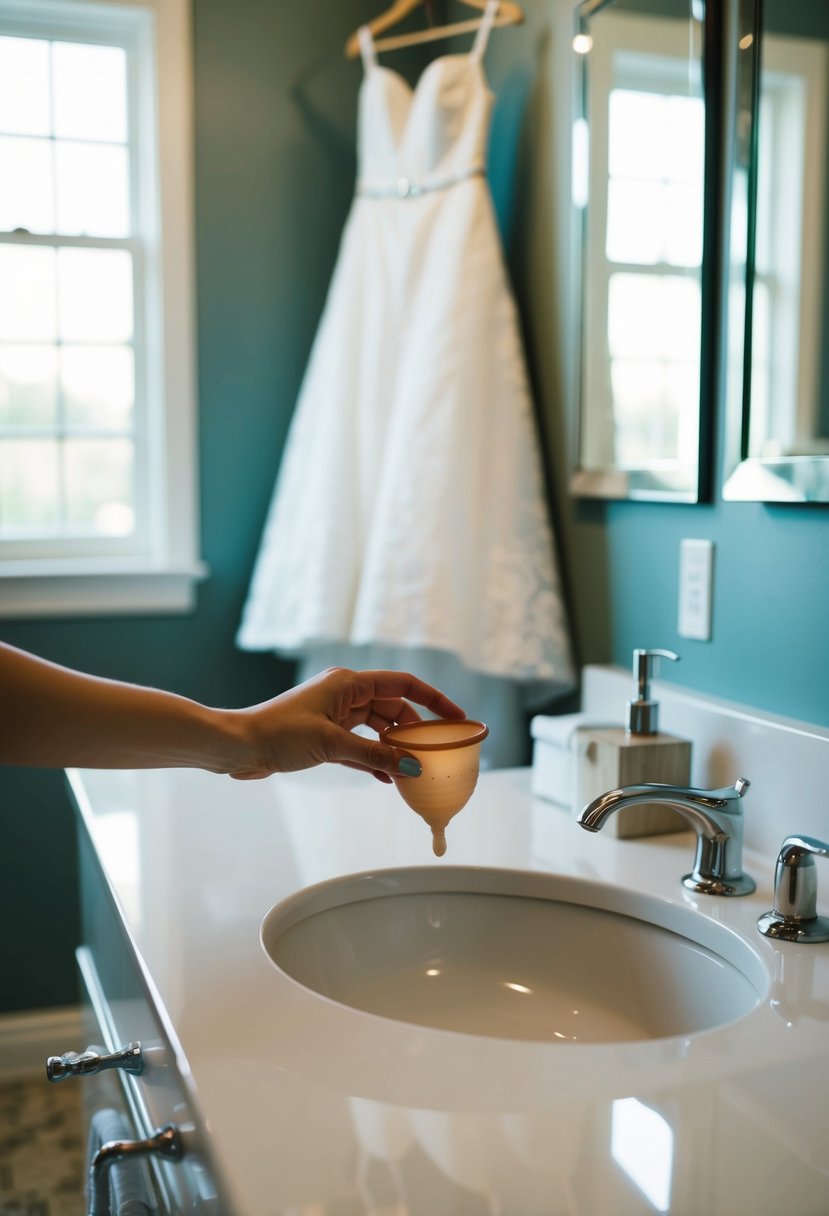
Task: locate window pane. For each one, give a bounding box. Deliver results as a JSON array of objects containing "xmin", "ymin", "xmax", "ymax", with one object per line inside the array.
[
  {"xmin": 609, "ymin": 273, "xmax": 700, "ymax": 361},
  {"xmin": 55, "ymin": 141, "xmax": 130, "ymax": 237},
  {"xmin": 664, "ymin": 182, "xmax": 702, "ymax": 268},
  {"xmin": 606, "ymin": 179, "xmax": 663, "ymax": 265},
  {"xmin": 664, "ymin": 96, "xmax": 704, "ymax": 183},
  {"xmin": 612, "ymin": 359, "xmax": 663, "ymax": 421},
  {"xmin": 611, "ymin": 359, "xmax": 679, "ymax": 466},
  {"xmin": 607, "ymin": 88, "xmax": 705, "ymax": 271},
  {"xmin": 0, "ymin": 344, "xmax": 58, "ymax": 427},
  {"xmin": 0, "ymin": 37, "xmax": 51, "ymax": 136},
  {"xmin": 0, "ymin": 136, "xmax": 55, "ymax": 233},
  {"xmin": 62, "ymin": 345, "xmax": 134, "ymax": 430},
  {"xmin": 665, "ymin": 361, "xmax": 700, "ymax": 460},
  {"xmin": 609, "ymin": 91, "xmax": 665, "ymax": 181},
  {"xmin": 57, "ymin": 248, "xmax": 133, "ymax": 343},
  {"xmin": 0, "ymin": 438, "xmax": 60, "ymax": 530},
  {"xmin": 608, "ymin": 274, "xmax": 662, "ymax": 358},
  {"xmin": 0, "ymin": 246, "xmax": 57, "ymax": 341},
  {"xmin": 52, "ymin": 42, "xmax": 127, "ymax": 143},
  {"xmin": 64, "ymin": 437, "xmax": 134, "ymax": 535},
  {"xmin": 660, "ymin": 277, "xmax": 701, "ymax": 359}
]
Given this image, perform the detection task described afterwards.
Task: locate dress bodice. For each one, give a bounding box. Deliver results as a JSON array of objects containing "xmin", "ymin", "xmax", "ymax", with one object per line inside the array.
[{"xmin": 357, "ymin": 54, "xmax": 494, "ymax": 193}]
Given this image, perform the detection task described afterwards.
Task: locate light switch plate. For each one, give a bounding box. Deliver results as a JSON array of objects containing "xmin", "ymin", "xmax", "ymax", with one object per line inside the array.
[{"xmin": 678, "ymin": 538, "xmax": 714, "ymax": 640}]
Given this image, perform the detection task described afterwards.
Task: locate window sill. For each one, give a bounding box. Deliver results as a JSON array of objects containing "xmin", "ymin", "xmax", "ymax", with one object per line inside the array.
[{"xmin": 0, "ymin": 560, "xmax": 209, "ymax": 618}]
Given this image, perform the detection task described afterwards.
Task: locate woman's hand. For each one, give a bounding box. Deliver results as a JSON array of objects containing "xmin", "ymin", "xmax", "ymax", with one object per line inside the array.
[{"xmin": 228, "ymin": 666, "xmax": 466, "ymax": 783}]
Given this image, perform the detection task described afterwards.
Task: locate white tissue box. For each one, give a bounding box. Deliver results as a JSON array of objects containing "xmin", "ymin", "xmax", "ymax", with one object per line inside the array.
[{"xmin": 530, "ymin": 713, "xmax": 597, "ymax": 809}]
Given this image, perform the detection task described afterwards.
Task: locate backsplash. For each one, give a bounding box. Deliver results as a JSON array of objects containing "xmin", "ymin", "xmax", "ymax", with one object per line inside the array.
[{"xmin": 582, "ymin": 665, "xmax": 829, "ymax": 861}]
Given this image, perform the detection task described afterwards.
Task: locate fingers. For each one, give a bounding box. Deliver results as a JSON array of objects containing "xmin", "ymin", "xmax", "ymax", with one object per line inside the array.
[
  {"xmin": 232, "ymin": 759, "xmax": 396, "ymax": 785},
  {"xmin": 360, "ymin": 699, "xmax": 423, "ymax": 735},
  {"xmin": 340, "ymin": 760, "xmax": 394, "ymax": 784},
  {"xmin": 366, "ymin": 696, "xmax": 423, "ymax": 724},
  {"xmin": 328, "ymin": 728, "xmax": 423, "ymax": 782},
  {"xmin": 344, "ymin": 670, "xmax": 466, "ymax": 721}
]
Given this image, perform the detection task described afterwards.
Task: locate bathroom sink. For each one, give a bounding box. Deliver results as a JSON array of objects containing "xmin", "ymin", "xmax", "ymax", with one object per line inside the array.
[{"xmin": 261, "ymin": 867, "xmax": 766, "ymax": 1044}]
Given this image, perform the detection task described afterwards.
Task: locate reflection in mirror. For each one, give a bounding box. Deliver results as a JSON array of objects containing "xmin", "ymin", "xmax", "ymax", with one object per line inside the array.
[
  {"xmin": 571, "ymin": 0, "xmax": 710, "ymax": 502},
  {"xmin": 723, "ymin": 0, "xmax": 829, "ymax": 502}
]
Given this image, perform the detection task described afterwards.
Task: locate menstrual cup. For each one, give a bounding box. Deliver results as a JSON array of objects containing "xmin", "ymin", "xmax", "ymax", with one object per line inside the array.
[{"xmin": 382, "ymin": 719, "xmax": 489, "ymax": 856}]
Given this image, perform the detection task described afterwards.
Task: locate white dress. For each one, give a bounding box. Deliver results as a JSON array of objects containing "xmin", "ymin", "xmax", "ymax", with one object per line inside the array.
[{"xmin": 238, "ymin": 4, "xmax": 574, "ymax": 762}]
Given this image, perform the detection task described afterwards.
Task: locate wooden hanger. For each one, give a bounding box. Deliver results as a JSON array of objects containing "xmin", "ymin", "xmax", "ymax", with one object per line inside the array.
[{"xmin": 345, "ymin": 0, "xmax": 524, "ymax": 59}]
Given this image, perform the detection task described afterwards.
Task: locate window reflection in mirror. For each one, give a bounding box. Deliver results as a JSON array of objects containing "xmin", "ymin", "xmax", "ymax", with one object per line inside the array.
[
  {"xmin": 572, "ymin": 0, "xmax": 708, "ymax": 502},
  {"xmin": 723, "ymin": 0, "xmax": 829, "ymax": 502}
]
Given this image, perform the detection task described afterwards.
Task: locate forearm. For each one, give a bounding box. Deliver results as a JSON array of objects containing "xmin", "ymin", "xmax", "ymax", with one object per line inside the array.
[
  {"xmin": 0, "ymin": 643, "xmax": 248, "ymax": 772},
  {"xmin": 0, "ymin": 644, "xmax": 466, "ymax": 782}
]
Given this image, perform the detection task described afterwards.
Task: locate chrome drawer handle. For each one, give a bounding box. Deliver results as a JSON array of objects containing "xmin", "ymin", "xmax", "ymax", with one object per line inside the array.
[
  {"xmin": 46, "ymin": 1041, "xmax": 144, "ymax": 1082},
  {"xmin": 88, "ymin": 1123, "xmax": 184, "ymax": 1216}
]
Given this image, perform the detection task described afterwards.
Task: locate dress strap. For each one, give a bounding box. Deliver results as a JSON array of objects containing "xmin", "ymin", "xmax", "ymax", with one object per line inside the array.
[
  {"xmin": 471, "ymin": 0, "xmax": 501, "ymax": 60},
  {"xmin": 357, "ymin": 25, "xmax": 377, "ymax": 70}
]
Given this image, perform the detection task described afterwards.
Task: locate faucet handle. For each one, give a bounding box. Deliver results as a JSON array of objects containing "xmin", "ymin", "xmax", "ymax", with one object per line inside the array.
[{"xmin": 758, "ymin": 836, "xmax": 829, "ymax": 943}]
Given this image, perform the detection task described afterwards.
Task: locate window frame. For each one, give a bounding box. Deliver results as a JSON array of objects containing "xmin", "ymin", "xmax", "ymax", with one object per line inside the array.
[{"xmin": 0, "ymin": 0, "xmax": 204, "ymax": 617}]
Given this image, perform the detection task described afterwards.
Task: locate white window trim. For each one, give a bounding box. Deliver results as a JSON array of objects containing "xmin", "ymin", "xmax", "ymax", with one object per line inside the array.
[{"xmin": 0, "ymin": 0, "xmax": 206, "ymax": 617}]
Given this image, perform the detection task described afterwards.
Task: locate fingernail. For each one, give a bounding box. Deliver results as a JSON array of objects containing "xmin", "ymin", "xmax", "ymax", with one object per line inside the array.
[{"xmin": 397, "ymin": 756, "xmax": 422, "ymax": 777}]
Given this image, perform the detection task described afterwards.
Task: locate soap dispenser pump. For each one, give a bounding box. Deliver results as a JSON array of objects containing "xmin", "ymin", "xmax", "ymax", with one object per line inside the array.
[
  {"xmin": 575, "ymin": 649, "xmax": 692, "ymax": 838},
  {"xmin": 627, "ymin": 647, "xmax": 676, "ymax": 735}
]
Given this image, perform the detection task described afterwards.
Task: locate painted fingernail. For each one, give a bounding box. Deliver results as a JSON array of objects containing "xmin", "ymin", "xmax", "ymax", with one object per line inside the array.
[{"xmin": 397, "ymin": 756, "xmax": 422, "ymax": 777}]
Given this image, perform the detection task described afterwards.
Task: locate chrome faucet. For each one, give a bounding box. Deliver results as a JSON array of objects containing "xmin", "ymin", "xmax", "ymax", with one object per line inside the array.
[{"xmin": 578, "ymin": 777, "xmax": 756, "ymax": 897}]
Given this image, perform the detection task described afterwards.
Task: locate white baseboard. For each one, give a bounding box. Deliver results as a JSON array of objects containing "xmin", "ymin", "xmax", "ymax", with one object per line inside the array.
[{"xmin": 0, "ymin": 1005, "xmax": 84, "ymax": 1080}]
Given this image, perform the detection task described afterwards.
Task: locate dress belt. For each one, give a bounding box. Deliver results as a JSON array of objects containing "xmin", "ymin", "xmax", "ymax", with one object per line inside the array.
[{"xmin": 357, "ymin": 165, "xmax": 485, "ymax": 199}]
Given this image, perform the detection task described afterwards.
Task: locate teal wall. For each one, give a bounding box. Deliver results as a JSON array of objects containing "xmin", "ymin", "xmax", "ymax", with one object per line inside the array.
[
  {"xmin": 589, "ymin": 500, "xmax": 829, "ymax": 725},
  {"xmin": 2, "ymin": 0, "xmax": 827, "ymax": 1015}
]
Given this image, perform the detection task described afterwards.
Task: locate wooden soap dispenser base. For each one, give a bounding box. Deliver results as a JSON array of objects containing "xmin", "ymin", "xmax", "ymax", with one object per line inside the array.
[{"xmin": 575, "ymin": 648, "xmax": 692, "ymax": 839}]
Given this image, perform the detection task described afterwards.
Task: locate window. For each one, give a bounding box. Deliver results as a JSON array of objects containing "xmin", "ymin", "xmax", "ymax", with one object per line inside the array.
[
  {"xmin": 0, "ymin": 0, "xmax": 203, "ymax": 616},
  {"xmin": 604, "ymin": 84, "xmax": 704, "ymax": 471},
  {"xmin": 578, "ymin": 11, "xmax": 705, "ymax": 487}
]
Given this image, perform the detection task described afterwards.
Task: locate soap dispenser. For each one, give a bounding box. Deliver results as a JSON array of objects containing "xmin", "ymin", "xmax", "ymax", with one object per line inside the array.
[{"xmin": 575, "ymin": 649, "xmax": 691, "ymax": 838}]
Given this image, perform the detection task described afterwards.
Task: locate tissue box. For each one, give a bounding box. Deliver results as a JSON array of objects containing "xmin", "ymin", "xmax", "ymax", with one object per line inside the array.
[{"xmin": 530, "ymin": 713, "xmax": 596, "ymax": 810}]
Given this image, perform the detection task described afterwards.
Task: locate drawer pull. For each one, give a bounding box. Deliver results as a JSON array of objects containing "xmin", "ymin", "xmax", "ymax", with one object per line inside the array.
[
  {"xmin": 89, "ymin": 1123, "xmax": 184, "ymax": 1216},
  {"xmin": 46, "ymin": 1041, "xmax": 144, "ymax": 1082}
]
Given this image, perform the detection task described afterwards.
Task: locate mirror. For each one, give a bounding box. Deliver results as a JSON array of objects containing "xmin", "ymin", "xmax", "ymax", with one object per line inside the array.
[
  {"xmin": 571, "ymin": 0, "xmax": 713, "ymax": 502},
  {"xmin": 723, "ymin": 0, "xmax": 829, "ymax": 502}
]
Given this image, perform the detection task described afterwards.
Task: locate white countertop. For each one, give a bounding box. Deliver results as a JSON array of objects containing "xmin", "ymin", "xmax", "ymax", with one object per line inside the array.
[{"xmin": 68, "ymin": 763, "xmax": 829, "ymax": 1216}]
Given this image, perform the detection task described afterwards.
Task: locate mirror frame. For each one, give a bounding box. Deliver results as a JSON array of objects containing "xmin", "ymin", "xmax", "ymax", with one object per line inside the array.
[
  {"xmin": 570, "ymin": 0, "xmax": 719, "ymax": 503},
  {"xmin": 722, "ymin": 0, "xmax": 829, "ymax": 503}
]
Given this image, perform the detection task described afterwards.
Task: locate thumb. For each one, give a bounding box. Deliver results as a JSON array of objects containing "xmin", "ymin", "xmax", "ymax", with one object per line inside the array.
[{"xmin": 333, "ymin": 729, "xmax": 423, "ymax": 779}]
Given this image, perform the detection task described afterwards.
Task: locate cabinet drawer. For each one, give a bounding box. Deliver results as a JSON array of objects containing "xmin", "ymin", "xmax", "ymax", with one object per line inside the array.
[{"xmin": 76, "ymin": 825, "xmax": 224, "ymax": 1213}]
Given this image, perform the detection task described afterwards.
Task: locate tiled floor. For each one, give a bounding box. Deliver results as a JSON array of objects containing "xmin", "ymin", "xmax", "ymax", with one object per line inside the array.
[{"xmin": 0, "ymin": 1074, "xmax": 85, "ymax": 1216}]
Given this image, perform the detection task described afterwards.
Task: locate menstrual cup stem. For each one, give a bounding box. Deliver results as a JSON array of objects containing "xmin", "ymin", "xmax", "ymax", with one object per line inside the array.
[{"xmin": 432, "ymin": 829, "xmax": 447, "ymax": 857}]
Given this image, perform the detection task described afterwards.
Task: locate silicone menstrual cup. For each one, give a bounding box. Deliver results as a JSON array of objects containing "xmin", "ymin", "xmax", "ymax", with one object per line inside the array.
[{"xmin": 382, "ymin": 719, "xmax": 489, "ymax": 856}]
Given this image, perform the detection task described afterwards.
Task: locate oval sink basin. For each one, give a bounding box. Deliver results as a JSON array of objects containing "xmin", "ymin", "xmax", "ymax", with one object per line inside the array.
[{"xmin": 261, "ymin": 867, "xmax": 766, "ymax": 1044}]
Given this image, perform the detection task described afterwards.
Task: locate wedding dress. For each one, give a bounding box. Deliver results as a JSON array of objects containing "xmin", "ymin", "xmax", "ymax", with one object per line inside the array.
[{"xmin": 238, "ymin": 1, "xmax": 574, "ymax": 763}]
